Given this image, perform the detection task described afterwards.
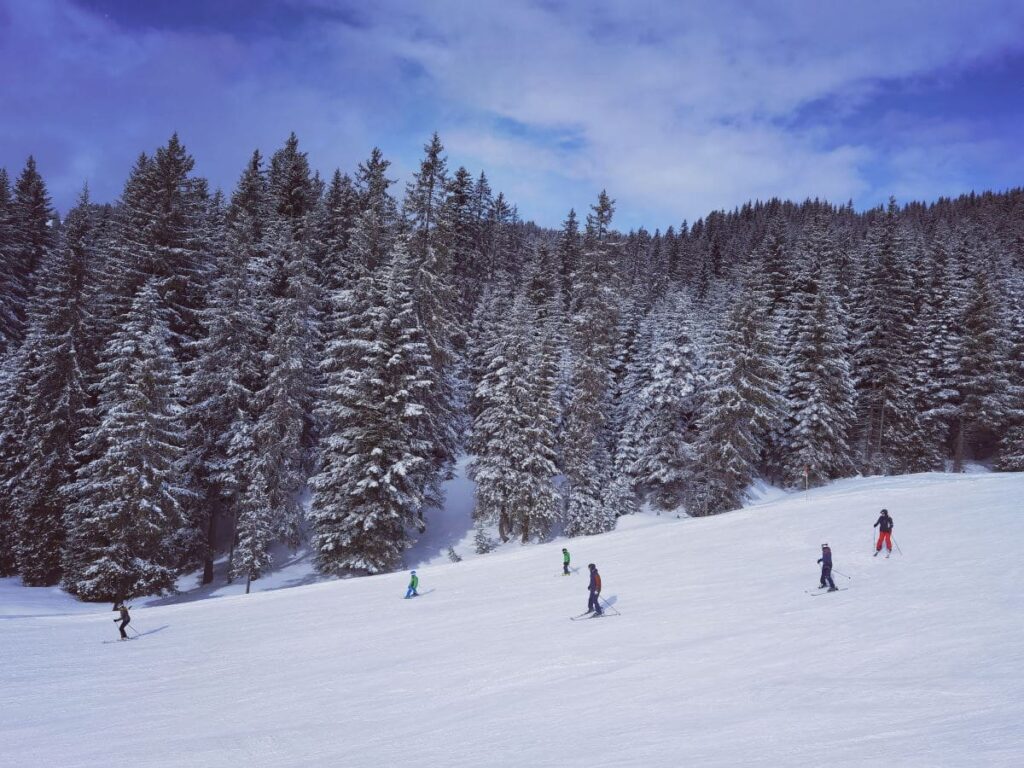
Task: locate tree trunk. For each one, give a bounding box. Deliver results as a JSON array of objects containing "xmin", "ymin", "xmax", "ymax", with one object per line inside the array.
[
  {"xmin": 245, "ymin": 574, "xmax": 251, "ymax": 595},
  {"xmin": 953, "ymin": 414, "xmax": 965, "ymax": 472},
  {"xmin": 201, "ymin": 505, "xmax": 217, "ymax": 585}
]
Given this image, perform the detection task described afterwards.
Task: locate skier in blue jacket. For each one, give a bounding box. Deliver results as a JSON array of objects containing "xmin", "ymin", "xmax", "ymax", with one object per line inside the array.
[{"xmin": 817, "ymin": 544, "xmax": 837, "ymax": 591}]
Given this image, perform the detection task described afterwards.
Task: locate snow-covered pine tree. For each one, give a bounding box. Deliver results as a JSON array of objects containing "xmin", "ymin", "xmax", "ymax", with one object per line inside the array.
[
  {"xmin": 996, "ymin": 282, "xmax": 1024, "ymax": 470},
  {"xmin": 0, "ymin": 189, "xmax": 95, "ymax": 584},
  {"xmin": 228, "ymin": 133, "xmax": 321, "ymax": 572},
  {"xmin": 690, "ymin": 269, "xmax": 785, "ymax": 515},
  {"xmin": 309, "ymin": 240, "xmax": 432, "ymax": 574},
  {"xmin": 439, "ymin": 165, "xmax": 481, "ymax": 319},
  {"xmin": 952, "ymin": 268, "xmax": 1008, "ymax": 469},
  {"xmin": 910, "ymin": 227, "xmax": 962, "ymax": 469},
  {"xmin": 469, "ymin": 293, "xmax": 560, "ymax": 543},
  {"xmin": 557, "ymin": 209, "xmax": 582, "ymax": 310},
  {"xmin": 778, "ymin": 246, "xmax": 857, "ymax": 488},
  {"xmin": 404, "ymin": 134, "xmax": 462, "ymax": 506},
  {"xmin": 0, "ymin": 157, "xmax": 54, "ymax": 357},
  {"xmin": 852, "ymin": 198, "xmax": 921, "ymax": 473},
  {"xmin": 183, "ymin": 152, "xmax": 269, "ymax": 583},
  {"xmin": 563, "ymin": 192, "xmax": 620, "ymax": 536},
  {"xmin": 63, "ymin": 280, "xmax": 190, "ymax": 601},
  {"xmin": 622, "ymin": 294, "xmax": 703, "ymax": 511}
]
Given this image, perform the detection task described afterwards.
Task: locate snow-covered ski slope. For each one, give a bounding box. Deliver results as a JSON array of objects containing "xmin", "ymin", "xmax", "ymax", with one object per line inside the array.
[{"xmin": 3, "ymin": 471, "xmax": 1023, "ymax": 767}]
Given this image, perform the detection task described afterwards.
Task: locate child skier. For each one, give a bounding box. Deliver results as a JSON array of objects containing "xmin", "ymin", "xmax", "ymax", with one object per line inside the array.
[
  {"xmin": 112, "ymin": 601, "xmax": 131, "ymax": 640},
  {"xmin": 873, "ymin": 509, "xmax": 894, "ymax": 556},
  {"xmin": 817, "ymin": 544, "xmax": 837, "ymax": 591},
  {"xmin": 562, "ymin": 548, "xmax": 571, "ymax": 575},
  {"xmin": 587, "ymin": 563, "xmax": 603, "ymax": 615},
  {"xmin": 405, "ymin": 570, "xmax": 419, "ymax": 599}
]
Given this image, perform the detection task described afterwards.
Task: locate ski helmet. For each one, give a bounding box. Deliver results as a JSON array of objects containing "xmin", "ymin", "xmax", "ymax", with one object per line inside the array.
[
  {"xmin": 881, "ymin": 508, "xmax": 888, "ymax": 514},
  {"xmin": 588, "ymin": 563, "xmax": 596, "ymax": 569}
]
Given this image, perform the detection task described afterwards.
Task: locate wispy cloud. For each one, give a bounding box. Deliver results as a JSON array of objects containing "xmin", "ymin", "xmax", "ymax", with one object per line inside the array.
[{"xmin": 2, "ymin": 0, "xmax": 1023, "ymax": 229}]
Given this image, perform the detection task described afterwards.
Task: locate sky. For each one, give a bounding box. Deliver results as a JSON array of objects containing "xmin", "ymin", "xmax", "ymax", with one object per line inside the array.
[{"xmin": 1, "ymin": 0, "xmax": 1023, "ymax": 231}]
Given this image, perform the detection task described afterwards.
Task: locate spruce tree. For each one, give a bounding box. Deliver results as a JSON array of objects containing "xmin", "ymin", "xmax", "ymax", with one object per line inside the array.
[
  {"xmin": 0, "ymin": 157, "xmax": 54, "ymax": 356},
  {"xmin": 622, "ymin": 294, "xmax": 702, "ymax": 510},
  {"xmin": 691, "ymin": 271, "xmax": 784, "ymax": 515},
  {"xmin": 309, "ymin": 241, "xmax": 432, "ymax": 574},
  {"xmin": 563, "ymin": 193, "xmax": 620, "ymax": 536},
  {"xmin": 779, "ymin": 254, "xmax": 857, "ymax": 487},
  {"xmin": 953, "ymin": 269, "xmax": 1007, "ymax": 468},
  {"xmin": 469, "ymin": 294, "xmax": 560, "ymax": 542},
  {"xmin": 2, "ymin": 189, "xmax": 94, "ymax": 584},
  {"xmin": 63, "ymin": 281, "xmax": 189, "ymax": 601},
  {"xmin": 852, "ymin": 199, "xmax": 921, "ymax": 473}
]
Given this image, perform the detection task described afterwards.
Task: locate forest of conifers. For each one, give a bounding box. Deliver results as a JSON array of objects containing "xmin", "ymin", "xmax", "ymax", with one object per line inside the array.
[{"xmin": 1, "ymin": 132, "xmax": 1021, "ymax": 600}]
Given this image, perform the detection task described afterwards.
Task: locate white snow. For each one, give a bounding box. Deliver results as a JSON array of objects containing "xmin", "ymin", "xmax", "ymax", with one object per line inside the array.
[{"xmin": 3, "ymin": 470, "xmax": 1024, "ymax": 766}]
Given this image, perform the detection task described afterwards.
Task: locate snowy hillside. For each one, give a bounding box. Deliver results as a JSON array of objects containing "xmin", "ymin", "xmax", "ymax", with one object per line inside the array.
[{"xmin": 4, "ymin": 471, "xmax": 1024, "ymax": 767}]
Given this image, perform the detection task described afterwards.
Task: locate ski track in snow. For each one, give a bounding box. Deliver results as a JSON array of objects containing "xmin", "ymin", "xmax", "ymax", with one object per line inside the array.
[{"xmin": 2, "ymin": 471, "xmax": 1023, "ymax": 766}]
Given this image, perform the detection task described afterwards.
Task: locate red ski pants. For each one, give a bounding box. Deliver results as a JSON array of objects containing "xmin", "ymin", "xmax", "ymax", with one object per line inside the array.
[{"xmin": 876, "ymin": 531, "xmax": 892, "ymax": 551}]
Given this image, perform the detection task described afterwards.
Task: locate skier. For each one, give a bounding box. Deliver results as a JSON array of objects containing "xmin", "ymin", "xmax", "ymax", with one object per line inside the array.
[
  {"xmin": 562, "ymin": 548, "xmax": 571, "ymax": 576},
  {"xmin": 587, "ymin": 563, "xmax": 603, "ymax": 615},
  {"xmin": 817, "ymin": 544, "xmax": 837, "ymax": 591},
  {"xmin": 112, "ymin": 601, "xmax": 131, "ymax": 640},
  {"xmin": 404, "ymin": 570, "xmax": 419, "ymax": 599},
  {"xmin": 873, "ymin": 509, "xmax": 894, "ymax": 556}
]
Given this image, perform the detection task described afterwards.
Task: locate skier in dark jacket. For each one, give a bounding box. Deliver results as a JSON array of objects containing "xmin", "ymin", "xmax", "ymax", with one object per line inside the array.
[
  {"xmin": 873, "ymin": 509, "xmax": 894, "ymax": 556},
  {"xmin": 817, "ymin": 545, "xmax": 837, "ymax": 591},
  {"xmin": 587, "ymin": 564, "xmax": 603, "ymax": 615},
  {"xmin": 113, "ymin": 601, "xmax": 131, "ymax": 639},
  {"xmin": 562, "ymin": 548, "xmax": 571, "ymax": 576}
]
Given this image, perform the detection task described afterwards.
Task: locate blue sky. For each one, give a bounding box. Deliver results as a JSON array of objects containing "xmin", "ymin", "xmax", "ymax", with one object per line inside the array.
[{"xmin": 1, "ymin": 0, "xmax": 1023, "ymax": 231}]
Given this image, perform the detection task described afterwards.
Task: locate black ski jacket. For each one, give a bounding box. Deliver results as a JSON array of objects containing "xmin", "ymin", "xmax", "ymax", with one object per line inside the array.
[
  {"xmin": 874, "ymin": 515, "xmax": 894, "ymax": 533},
  {"xmin": 817, "ymin": 548, "xmax": 832, "ymax": 568}
]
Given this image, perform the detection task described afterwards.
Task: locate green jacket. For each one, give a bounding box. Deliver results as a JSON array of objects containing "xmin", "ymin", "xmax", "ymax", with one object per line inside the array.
[
  {"xmin": 409, "ymin": 574, "xmax": 419, "ymax": 589},
  {"xmin": 563, "ymin": 550, "xmax": 570, "ymax": 564}
]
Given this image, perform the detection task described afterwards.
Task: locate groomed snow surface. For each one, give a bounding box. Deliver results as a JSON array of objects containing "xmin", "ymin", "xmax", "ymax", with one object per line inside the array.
[{"xmin": 3, "ymin": 471, "xmax": 1023, "ymax": 767}]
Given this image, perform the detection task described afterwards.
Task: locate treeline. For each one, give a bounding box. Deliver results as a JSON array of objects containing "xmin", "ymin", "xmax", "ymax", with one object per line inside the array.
[{"xmin": 0, "ymin": 133, "xmax": 1021, "ymax": 600}]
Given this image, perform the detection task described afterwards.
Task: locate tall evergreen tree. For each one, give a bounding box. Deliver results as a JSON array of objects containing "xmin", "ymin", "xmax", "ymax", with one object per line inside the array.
[
  {"xmin": 309, "ymin": 241, "xmax": 432, "ymax": 574},
  {"xmin": 63, "ymin": 281, "xmax": 189, "ymax": 601},
  {"xmin": 691, "ymin": 270, "xmax": 784, "ymax": 515},
  {"xmin": 469, "ymin": 294, "xmax": 560, "ymax": 542},
  {"xmin": 779, "ymin": 252, "xmax": 857, "ymax": 488},
  {"xmin": 622, "ymin": 294, "xmax": 702, "ymax": 510},
  {"xmin": 0, "ymin": 157, "xmax": 54, "ymax": 356},
  {"xmin": 563, "ymin": 193, "xmax": 620, "ymax": 536},
  {"xmin": 852, "ymin": 199, "xmax": 921, "ymax": 473},
  {"xmin": 1, "ymin": 189, "xmax": 95, "ymax": 584}
]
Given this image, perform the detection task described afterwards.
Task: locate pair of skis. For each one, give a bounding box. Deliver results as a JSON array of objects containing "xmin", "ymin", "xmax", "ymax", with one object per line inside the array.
[{"xmin": 805, "ymin": 587, "xmax": 849, "ymax": 596}]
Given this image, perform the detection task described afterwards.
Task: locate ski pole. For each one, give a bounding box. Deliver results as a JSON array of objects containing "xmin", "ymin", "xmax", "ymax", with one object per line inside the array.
[
  {"xmin": 893, "ymin": 538, "xmax": 903, "ymax": 556},
  {"xmin": 831, "ymin": 568, "xmax": 852, "ymax": 580},
  {"xmin": 599, "ymin": 596, "xmax": 621, "ymax": 615},
  {"xmin": 129, "ymin": 625, "xmax": 140, "ymax": 637}
]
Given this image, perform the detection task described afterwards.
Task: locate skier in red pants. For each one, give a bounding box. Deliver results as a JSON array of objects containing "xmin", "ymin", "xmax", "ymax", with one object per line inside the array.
[{"xmin": 873, "ymin": 509, "xmax": 894, "ymax": 556}]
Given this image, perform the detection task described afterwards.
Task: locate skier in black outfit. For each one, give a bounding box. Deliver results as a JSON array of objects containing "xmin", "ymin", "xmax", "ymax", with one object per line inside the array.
[
  {"xmin": 873, "ymin": 509, "xmax": 894, "ymax": 556},
  {"xmin": 113, "ymin": 601, "xmax": 131, "ymax": 639},
  {"xmin": 817, "ymin": 544, "xmax": 837, "ymax": 591},
  {"xmin": 587, "ymin": 564, "xmax": 603, "ymax": 615}
]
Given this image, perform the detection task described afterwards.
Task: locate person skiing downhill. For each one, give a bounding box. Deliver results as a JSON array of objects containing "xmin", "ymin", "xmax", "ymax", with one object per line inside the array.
[
  {"xmin": 112, "ymin": 601, "xmax": 131, "ymax": 640},
  {"xmin": 562, "ymin": 548, "xmax": 571, "ymax": 576},
  {"xmin": 587, "ymin": 564, "xmax": 603, "ymax": 615},
  {"xmin": 873, "ymin": 509, "xmax": 894, "ymax": 556},
  {"xmin": 817, "ymin": 545, "xmax": 837, "ymax": 591},
  {"xmin": 405, "ymin": 571, "xmax": 419, "ymax": 599}
]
